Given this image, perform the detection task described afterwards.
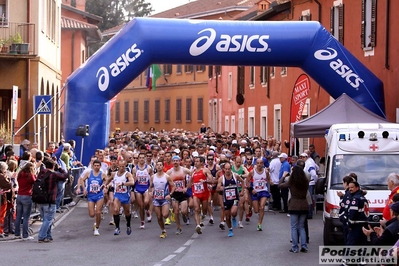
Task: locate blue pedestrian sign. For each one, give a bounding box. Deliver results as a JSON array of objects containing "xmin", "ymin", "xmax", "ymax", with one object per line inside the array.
[{"xmin": 34, "ymin": 95, "xmax": 52, "ymax": 115}]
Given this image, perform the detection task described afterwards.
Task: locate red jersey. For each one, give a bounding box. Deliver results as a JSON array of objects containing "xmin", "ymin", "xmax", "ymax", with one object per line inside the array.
[
  {"xmin": 191, "ymin": 169, "xmax": 209, "ymax": 196},
  {"xmin": 163, "ymin": 162, "xmax": 173, "ymax": 173}
]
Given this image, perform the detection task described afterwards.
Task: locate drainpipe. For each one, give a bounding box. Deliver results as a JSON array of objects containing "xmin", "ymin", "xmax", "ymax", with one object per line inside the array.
[
  {"xmin": 25, "ymin": 0, "xmax": 31, "ymax": 140},
  {"xmin": 314, "ymin": 0, "xmax": 322, "ymax": 22},
  {"xmin": 71, "ymin": 31, "xmax": 75, "ymax": 73},
  {"xmin": 385, "ymin": 0, "xmax": 390, "ymax": 70}
]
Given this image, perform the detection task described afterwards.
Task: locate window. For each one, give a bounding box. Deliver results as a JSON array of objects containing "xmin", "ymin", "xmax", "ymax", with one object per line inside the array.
[
  {"xmin": 330, "ymin": 4, "xmax": 344, "ymax": 44},
  {"xmin": 197, "ymin": 98, "xmax": 203, "ymax": 121},
  {"xmin": 208, "ymin": 66, "xmax": 213, "ymax": 78},
  {"xmin": 124, "ymin": 101, "xmax": 129, "ymax": 123},
  {"xmin": 144, "ymin": 100, "xmax": 149, "ymax": 123},
  {"xmin": 215, "ymin": 65, "xmax": 221, "ymax": 76},
  {"xmin": 281, "ymin": 67, "xmax": 287, "ymax": 76},
  {"xmin": 228, "ymin": 72, "xmax": 233, "ymax": 100},
  {"xmin": 176, "ymin": 99, "xmax": 182, "ymax": 122},
  {"xmin": 300, "ymin": 10, "xmax": 311, "ymax": 21},
  {"xmin": 184, "ymin": 65, "xmax": 193, "ymax": 73},
  {"xmin": 163, "ymin": 64, "xmax": 172, "ymax": 75},
  {"xmin": 250, "ymin": 66, "xmax": 255, "ymax": 87},
  {"xmin": 165, "ymin": 99, "xmax": 170, "ymax": 122},
  {"xmin": 176, "ymin": 65, "xmax": 182, "ymax": 74},
  {"xmin": 196, "ymin": 65, "xmax": 205, "ymax": 72},
  {"xmin": 237, "ymin": 66, "xmax": 245, "ymax": 95},
  {"xmin": 154, "ymin": 99, "xmax": 160, "ymax": 123},
  {"xmin": 261, "ymin": 66, "xmax": 269, "ymax": 85},
  {"xmin": 270, "ymin": 66, "xmax": 275, "ymax": 78},
  {"xmin": 361, "ymin": 0, "xmax": 377, "ymax": 49},
  {"xmin": 0, "ymin": 0, "xmax": 8, "ymax": 25},
  {"xmin": 115, "ymin": 102, "xmax": 120, "ymax": 123},
  {"xmin": 133, "ymin": 100, "xmax": 139, "ymax": 123},
  {"xmin": 186, "ymin": 98, "xmax": 192, "ymax": 122}
]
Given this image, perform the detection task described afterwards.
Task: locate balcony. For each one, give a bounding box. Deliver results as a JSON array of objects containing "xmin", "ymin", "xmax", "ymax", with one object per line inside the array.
[{"xmin": 0, "ymin": 21, "xmax": 36, "ymax": 56}]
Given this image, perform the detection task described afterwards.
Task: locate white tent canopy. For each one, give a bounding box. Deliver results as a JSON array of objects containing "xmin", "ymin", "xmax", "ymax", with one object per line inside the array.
[{"xmin": 291, "ymin": 94, "xmax": 388, "ymax": 138}]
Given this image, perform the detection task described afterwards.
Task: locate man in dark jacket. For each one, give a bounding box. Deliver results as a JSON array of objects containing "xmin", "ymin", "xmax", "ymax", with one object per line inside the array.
[
  {"xmin": 342, "ymin": 181, "xmax": 369, "ymax": 245},
  {"xmin": 37, "ymin": 158, "xmax": 68, "ymax": 243}
]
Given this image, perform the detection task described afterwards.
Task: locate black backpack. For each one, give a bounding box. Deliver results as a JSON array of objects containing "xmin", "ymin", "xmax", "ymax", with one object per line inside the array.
[{"xmin": 32, "ymin": 171, "xmax": 52, "ymax": 204}]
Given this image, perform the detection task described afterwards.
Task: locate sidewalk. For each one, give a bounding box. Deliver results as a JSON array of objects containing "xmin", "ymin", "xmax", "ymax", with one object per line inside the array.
[{"xmin": 0, "ymin": 198, "xmax": 81, "ymax": 242}]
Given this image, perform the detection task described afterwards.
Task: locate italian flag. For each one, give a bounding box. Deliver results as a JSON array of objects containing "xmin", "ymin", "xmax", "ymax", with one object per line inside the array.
[{"xmin": 146, "ymin": 64, "xmax": 162, "ymax": 91}]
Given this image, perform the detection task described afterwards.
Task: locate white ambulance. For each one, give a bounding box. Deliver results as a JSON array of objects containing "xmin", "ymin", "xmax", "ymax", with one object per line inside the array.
[{"xmin": 317, "ymin": 123, "xmax": 399, "ymax": 245}]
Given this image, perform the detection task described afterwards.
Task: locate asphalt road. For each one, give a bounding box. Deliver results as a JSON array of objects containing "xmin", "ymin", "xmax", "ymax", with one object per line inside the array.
[{"xmin": 1, "ymin": 201, "xmax": 324, "ymax": 266}]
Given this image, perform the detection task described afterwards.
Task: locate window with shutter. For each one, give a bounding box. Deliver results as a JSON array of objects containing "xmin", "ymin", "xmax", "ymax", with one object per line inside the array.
[
  {"xmin": 250, "ymin": 66, "xmax": 255, "ymax": 87},
  {"xmin": 330, "ymin": 4, "xmax": 344, "ymax": 44},
  {"xmin": 176, "ymin": 65, "xmax": 182, "ymax": 74},
  {"xmin": 237, "ymin": 66, "xmax": 245, "ymax": 95},
  {"xmin": 362, "ymin": 0, "xmax": 377, "ymax": 49},
  {"xmin": 208, "ymin": 65, "xmax": 213, "ymax": 78}
]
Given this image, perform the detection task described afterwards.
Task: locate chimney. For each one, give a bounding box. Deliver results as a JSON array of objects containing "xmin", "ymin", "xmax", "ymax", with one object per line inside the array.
[
  {"xmin": 257, "ymin": 0, "xmax": 270, "ymax": 15},
  {"xmin": 75, "ymin": 0, "xmax": 86, "ymax": 11}
]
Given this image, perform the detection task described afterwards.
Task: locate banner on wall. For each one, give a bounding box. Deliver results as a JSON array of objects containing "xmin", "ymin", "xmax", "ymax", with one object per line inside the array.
[{"xmin": 289, "ymin": 74, "xmax": 310, "ymax": 155}]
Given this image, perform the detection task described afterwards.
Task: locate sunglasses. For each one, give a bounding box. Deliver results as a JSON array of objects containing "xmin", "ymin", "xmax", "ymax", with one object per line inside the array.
[{"xmin": 133, "ymin": 157, "xmax": 138, "ymax": 159}]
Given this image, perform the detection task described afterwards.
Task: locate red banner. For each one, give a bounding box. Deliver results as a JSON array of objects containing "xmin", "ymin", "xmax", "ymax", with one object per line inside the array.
[{"xmin": 290, "ymin": 74, "xmax": 310, "ymax": 124}]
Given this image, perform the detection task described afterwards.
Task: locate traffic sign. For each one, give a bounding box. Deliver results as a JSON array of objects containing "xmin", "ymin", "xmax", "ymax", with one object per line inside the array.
[{"xmin": 34, "ymin": 95, "xmax": 52, "ymax": 115}]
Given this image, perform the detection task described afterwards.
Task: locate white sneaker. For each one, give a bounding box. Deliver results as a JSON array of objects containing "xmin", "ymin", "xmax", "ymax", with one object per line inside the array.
[
  {"xmin": 140, "ymin": 222, "xmax": 145, "ymax": 229},
  {"xmin": 132, "ymin": 211, "xmax": 138, "ymax": 218},
  {"xmin": 147, "ymin": 215, "xmax": 152, "ymax": 222},
  {"xmin": 238, "ymin": 221, "xmax": 244, "ymax": 228},
  {"xmin": 94, "ymin": 228, "xmax": 100, "ymax": 236},
  {"xmin": 22, "ymin": 236, "xmax": 34, "ymax": 241}
]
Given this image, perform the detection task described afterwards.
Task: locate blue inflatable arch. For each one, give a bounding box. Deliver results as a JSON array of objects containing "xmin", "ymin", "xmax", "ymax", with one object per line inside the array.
[{"xmin": 64, "ymin": 18, "xmax": 385, "ymax": 164}]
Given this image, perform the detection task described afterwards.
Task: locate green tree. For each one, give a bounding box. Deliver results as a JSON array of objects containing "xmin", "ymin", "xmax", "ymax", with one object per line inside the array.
[{"xmin": 86, "ymin": 0, "xmax": 153, "ymax": 32}]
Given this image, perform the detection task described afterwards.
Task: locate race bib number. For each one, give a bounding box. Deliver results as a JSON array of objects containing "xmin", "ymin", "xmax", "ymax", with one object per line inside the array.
[
  {"xmin": 138, "ymin": 176, "xmax": 148, "ymax": 185},
  {"xmin": 193, "ymin": 182, "xmax": 204, "ymax": 193},
  {"xmin": 174, "ymin": 180, "xmax": 185, "ymax": 191},
  {"xmin": 254, "ymin": 180, "xmax": 265, "ymax": 190},
  {"xmin": 89, "ymin": 183, "xmax": 100, "ymax": 193},
  {"xmin": 115, "ymin": 183, "xmax": 127, "ymax": 193},
  {"xmin": 154, "ymin": 189, "xmax": 165, "ymax": 200},
  {"xmin": 225, "ymin": 188, "xmax": 236, "ymax": 201}
]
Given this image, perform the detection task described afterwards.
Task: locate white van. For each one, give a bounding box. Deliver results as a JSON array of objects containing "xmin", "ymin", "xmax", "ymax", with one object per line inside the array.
[{"xmin": 317, "ymin": 123, "xmax": 399, "ymax": 245}]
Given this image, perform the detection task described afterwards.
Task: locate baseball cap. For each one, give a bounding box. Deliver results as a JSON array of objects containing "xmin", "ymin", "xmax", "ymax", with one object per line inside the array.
[
  {"xmin": 209, "ymin": 146, "xmax": 216, "ymax": 151},
  {"xmin": 241, "ymin": 140, "xmax": 247, "ymax": 144},
  {"xmin": 300, "ymin": 153, "xmax": 308, "ymax": 157},
  {"xmin": 232, "ymin": 140, "xmax": 238, "ymax": 144},
  {"xmin": 173, "ymin": 149, "xmax": 180, "ymax": 154},
  {"xmin": 192, "ymin": 151, "xmax": 199, "ymax": 157},
  {"xmin": 110, "ymin": 155, "xmax": 118, "ymax": 160},
  {"xmin": 172, "ymin": 155, "xmax": 181, "ymax": 161},
  {"xmin": 278, "ymin": 153, "xmax": 288, "ymax": 159}
]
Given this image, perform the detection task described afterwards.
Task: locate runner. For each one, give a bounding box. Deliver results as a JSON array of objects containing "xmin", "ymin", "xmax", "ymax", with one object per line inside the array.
[
  {"xmin": 186, "ymin": 156, "xmax": 214, "ymax": 234},
  {"xmin": 231, "ymin": 156, "xmax": 249, "ymax": 228},
  {"xmin": 216, "ymin": 162, "xmax": 245, "ymax": 237},
  {"xmin": 132, "ymin": 153, "xmax": 153, "ymax": 229},
  {"xmin": 248, "ymin": 158, "xmax": 271, "ymax": 231},
  {"xmin": 150, "ymin": 161, "xmax": 176, "ymax": 238},
  {"xmin": 105, "ymin": 158, "xmax": 135, "ymax": 235},
  {"xmin": 166, "ymin": 155, "xmax": 191, "ymax": 235},
  {"xmin": 76, "ymin": 159, "xmax": 107, "ymax": 236},
  {"xmin": 183, "ymin": 157, "xmax": 194, "ymax": 225},
  {"xmin": 206, "ymin": 153, "xmax": 220, "ymax": 225}
]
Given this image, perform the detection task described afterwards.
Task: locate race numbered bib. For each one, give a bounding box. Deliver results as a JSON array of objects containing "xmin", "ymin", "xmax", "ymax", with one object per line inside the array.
[
  {"xmin": 137, "ymin": 176, "xmax": 148, "ymax": 185},
  {"xmin": 154, "ymin": 189, "xmax": 165, "ymax": 200},
  {"xmin": 174, "ymin": 180, "xmax": 185, "ymax": 191},
  {"xmin": 89, "ymin": 183, "xmax": 100, "ymax": 193},
  {"xmin": 115, "ymin": 184, "xmax": 127, "ymax": 193},
  {"xmin": 254, "ymin": 180, "xmax": 265, "ymax": 190},
  {"xmin": 193, "ymin": 182, "xmax": 204, "ymax": 193},
  {"xmin": 225, "ymin": 188, "xmax": 236, "ymax": 201}
]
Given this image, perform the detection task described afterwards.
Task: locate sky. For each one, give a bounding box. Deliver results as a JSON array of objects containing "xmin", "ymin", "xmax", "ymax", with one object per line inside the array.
[{"xmin": 148, "ymin": 0, "xmax": 194, "ymax": 14}]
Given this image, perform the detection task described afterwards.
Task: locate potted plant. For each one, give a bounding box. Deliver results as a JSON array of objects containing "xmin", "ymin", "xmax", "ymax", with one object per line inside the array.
[
  {"xmin": 0, "ymin": 38, "xmax": 9, "ymax": 53},
  {"xmin": 9, "ymin": 33, "xmax": 22, "ymax": 54}
]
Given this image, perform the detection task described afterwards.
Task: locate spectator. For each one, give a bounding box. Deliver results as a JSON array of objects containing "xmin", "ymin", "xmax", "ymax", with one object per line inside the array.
[
  {"xmin": 19, "ymin": 139, "xmax": 30, "ymax": 157},
  {"xmin": 15, "ymin": 162, "xmax": 36, "ymax": 240},
  {"xmin": 382, "ymin": 173, "xmax": 399, "ymax": 225},
  {"xmin": 0, "ymin": 161, "xmax": 12, "ymax": 238},
  {"xmin": 278, "ymin": 165, "xmax": 309, "ymax": 253},
  {"xmin": 4, "ymin": 160, "xmax": 17, "ymax": 236},
  {"xmin": 308, "ymin": 144, "xmax": 320, "ymax": 166},
  {"xmin": 37, "ymin": 158, "xmax": 69, "ymax": 243}
]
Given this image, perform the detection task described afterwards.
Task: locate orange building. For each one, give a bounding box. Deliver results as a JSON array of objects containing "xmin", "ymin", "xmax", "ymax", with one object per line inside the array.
[{"xmin": 107, "ymin": 0, "xmax": 256, "ymax": 133}]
